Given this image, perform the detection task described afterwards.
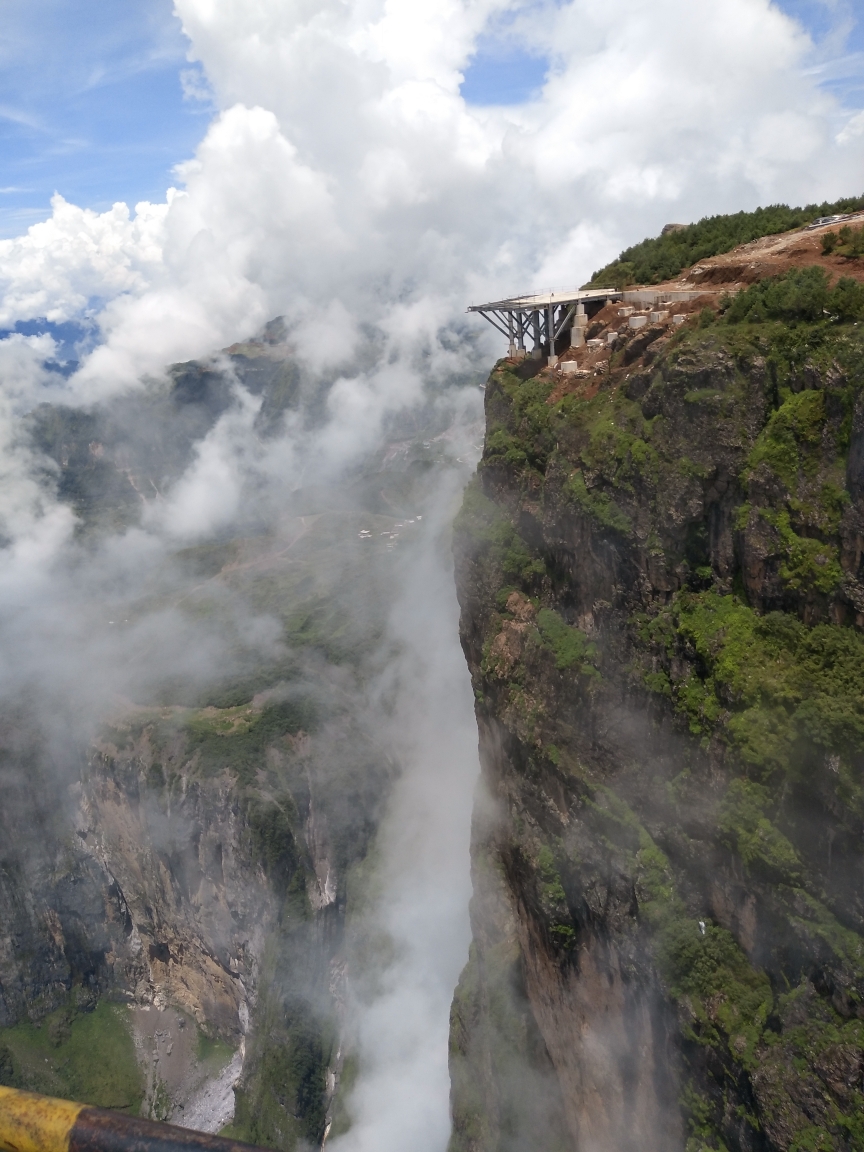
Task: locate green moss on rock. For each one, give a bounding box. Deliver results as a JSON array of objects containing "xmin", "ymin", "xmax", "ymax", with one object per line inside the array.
[{"xmin": 0, "ymin": 998, "xmax": 143, "ymax": 1112}]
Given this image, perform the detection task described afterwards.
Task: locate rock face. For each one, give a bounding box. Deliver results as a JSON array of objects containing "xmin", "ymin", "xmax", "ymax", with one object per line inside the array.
[{"xmin": 451, "ymin": 310, "xmax": 864, "ymax": 1151}]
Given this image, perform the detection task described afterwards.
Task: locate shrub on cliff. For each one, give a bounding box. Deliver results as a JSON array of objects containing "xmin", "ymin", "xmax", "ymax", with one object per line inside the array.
[
  {"xmin": 724, "ymin": 266, "xmax": 864, "ymax": 324},
  {"xmin": 640, "ymin": 590, "xmax": 864, "ymax": 787},
  {"xmin": 823, "ymin": 223, "xmax": 864, "ymax": 260}
]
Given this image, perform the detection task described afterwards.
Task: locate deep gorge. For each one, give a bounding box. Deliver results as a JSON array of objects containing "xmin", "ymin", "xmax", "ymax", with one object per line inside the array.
[{"xmin": 4, "ymin": 256, "xmax": 864, "ymax": 1152}]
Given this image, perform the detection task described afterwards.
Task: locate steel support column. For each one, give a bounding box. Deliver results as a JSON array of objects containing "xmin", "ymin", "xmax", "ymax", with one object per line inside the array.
[{"xmin": 531, "ymin": 310, "xmax": 541, "ymax": 358}]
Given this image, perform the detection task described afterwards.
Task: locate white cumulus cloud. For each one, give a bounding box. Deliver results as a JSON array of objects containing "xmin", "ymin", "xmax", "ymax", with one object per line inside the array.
[{"xmin": 0, "ymin": 0, "xmax": 858, "ymax": 396}]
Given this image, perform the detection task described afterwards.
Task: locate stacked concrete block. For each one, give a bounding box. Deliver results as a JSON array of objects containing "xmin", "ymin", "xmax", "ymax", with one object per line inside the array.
[{"xmin": 571, "ymin": 302, "xmax": 588, "ymax": 347}]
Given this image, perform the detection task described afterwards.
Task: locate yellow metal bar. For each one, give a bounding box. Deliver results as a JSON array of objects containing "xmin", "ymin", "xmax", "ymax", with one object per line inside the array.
[
  {"xmin": 0, "ymin": 1086, "xmax": 82, "ymax": 1152},
  {"xmin": 0, "ymin": 1086, "xmax": 268, "ymax": 1152}
]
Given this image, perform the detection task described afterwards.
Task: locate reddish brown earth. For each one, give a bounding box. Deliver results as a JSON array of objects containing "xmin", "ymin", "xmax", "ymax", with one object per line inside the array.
[
  {"xmin": 667, "ymin": 214, "xmax": 864, "ymax": 290},
  {"xmin": 520, "ymin": 219, "xmax": 864, "ymax": 400}
]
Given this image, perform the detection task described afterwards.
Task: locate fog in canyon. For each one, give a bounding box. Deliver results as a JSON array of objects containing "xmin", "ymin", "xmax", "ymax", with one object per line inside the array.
[{"xmin": 0, "ymin": 2, "xmax": 862, "ymax": 1151}]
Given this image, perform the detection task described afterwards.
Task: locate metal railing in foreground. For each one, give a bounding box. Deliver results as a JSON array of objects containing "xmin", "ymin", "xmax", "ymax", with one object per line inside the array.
[{"xmin": 0, "ymin": 1086, "xmax": 270, "ymax": 1152}]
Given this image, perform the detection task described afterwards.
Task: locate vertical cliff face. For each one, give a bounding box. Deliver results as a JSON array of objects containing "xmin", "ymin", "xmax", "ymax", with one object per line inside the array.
[{"xmin": 451, "ymin": 291, "xmax": 864, "ymax": 1151}]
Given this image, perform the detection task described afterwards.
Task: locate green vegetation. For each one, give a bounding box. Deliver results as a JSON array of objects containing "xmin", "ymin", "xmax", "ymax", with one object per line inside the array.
[
  {"xmin": 583, "ymin": 788, "xmax": 774, "ymax": 1074},
  {"xmin": 724, "ymin": 266, "xmax": 864, "ymax": 324},
  {"xmin": 483, "ymin": 369, "xmax": 556, "ymax": 473},
  {"xmin": 0, "ymin": 997, "xmax": 143, "ymax": 1112},
  {"xmin": 536, "ymin": 845, "xmax": 566, "ymax": 905},
  {"xmin": 455, "ymin": 478, "xmax": 545, "ymax": 585},
  {"xmin": 763, "ymin": 507, "xmax": 843, "ymax": 595},
  {"xmin": 749, "ymin": 982, "xmax": 864, "ymax": 1150},
  {"xmin": 535, "ymin": 845, "xmax": 575, "ymax": 947},
  {"xmin": 327, "ymin": 1054, "xmax": 358, "ymax": 1140},
  {"xmin": 745, "ymin": 388, "xmax": 827, "ymax": 489},
  {"xmin": 585, "ymin": 196, "xmax": 864, "ymax": 287},
  {"xmin": 230, "ymin": 994, "xmax": 332, "ymax": 1152},
  {"xmin": 536, "ymin": 608, "xmax": 599, "ymax": 676},
  {"xmin": 578, "ymin": 788, "xmax": 848, "ymax": 1150},
  {"xmin": 184, "ymin": 698, "xmax": 318, "ymax": 784},
  {"xmin": 566, "ymin": 470, "xmax": 633, "ymax": 533},
  {"xmin": 639, "ymin": 591, "xmax": 864, "ymax": 788},
  {"xmin": 658, "ymin": 918, "xmax": 773, "ymax": 1070},
  {"xmin": 822, "ymin": 223, "xmax": 864, "ymax": 260},
  {"xmin": 461, "ymin": 245, "xmax": 864, "ymax": 1150},
  {"xmin": 196, "ymin": 1027, "xmax": 235, "ymax": 1069},
  {"xmin": 718, "ymin": 778, "xmax": 802, "ymax": 883},
  {"xmin": 247, "ymin": 797, "xmax": 308, "ymax": 913}
]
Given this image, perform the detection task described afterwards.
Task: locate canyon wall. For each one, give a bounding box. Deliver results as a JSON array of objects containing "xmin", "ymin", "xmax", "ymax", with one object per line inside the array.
[{"xmin": 452, "ymin": 303, "xmax": 864, "ymax": 1151}]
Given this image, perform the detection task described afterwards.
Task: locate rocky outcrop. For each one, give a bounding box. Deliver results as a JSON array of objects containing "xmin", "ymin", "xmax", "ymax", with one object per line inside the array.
[{"xmin": 452, "ymin": 307, "xmax": 864, "ymax": 1150}]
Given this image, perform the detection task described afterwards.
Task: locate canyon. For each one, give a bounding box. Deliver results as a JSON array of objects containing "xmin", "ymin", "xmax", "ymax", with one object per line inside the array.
[
  {"xmin": 4, "ymin": 211, "xmax": 864, "ymax": 1152},
  {"xmin": 0, "ymin": 330, "xmax": 480, "ymax": 1149}
]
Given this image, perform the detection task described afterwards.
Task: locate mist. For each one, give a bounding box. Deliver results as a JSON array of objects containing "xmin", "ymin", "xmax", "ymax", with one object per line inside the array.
[
  {"xmin": 330, "ymin": 448, "xmax": 480, "ymax": 1152},
  {"xmin": 0, "ymin": 313, "xmax": 485, "ymax": 1147},
  {"xmin": 0, "ymin": 1, "xmax": 863, "ymax": 1149}
]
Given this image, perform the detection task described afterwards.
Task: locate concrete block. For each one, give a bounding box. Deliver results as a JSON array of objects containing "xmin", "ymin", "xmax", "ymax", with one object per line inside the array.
[
  {"xmin": 672, "ymin": 314, "xmax": 686, "ymax": 326},
  {"xmin": 628, "ymin": 315, "xmax": 648, "ymax": 329},
  {"xmin": 649, "ymin": 310, "xmax": 669, "ymax": 323},
  {"xmin": 606, "ymin": 331, "xmax": 618, "ymax": 345},
  {"xmin": 560, "ymin": 361, "xmax": 581, "ymax": 374},
  {"xmin": 618, "ymin": 306, "xmax": 635, "ymax": 317},
  {"xmin": 587, "ymin": 337, "xmax": 604, "ymax": 349},
  {"xmin": 571, "ymin": 327, "xmax": 585, "ymax": 348}
]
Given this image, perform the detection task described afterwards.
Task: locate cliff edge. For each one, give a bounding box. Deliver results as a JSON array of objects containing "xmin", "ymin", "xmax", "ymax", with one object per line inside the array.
[{"xmin": 452, "ymin": 261, "xmax": 864, "ymax": 1151}]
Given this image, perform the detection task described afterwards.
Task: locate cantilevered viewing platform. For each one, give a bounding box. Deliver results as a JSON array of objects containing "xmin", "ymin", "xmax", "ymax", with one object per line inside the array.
[{"xmin": 467, "ymin": 285, "xmax": 707, "ymax": 364}]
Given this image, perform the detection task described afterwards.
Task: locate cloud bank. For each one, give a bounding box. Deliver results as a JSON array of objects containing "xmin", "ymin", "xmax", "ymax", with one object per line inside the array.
[{"xmin": 0, "ymin": 0, "xmax": 859, "ymax": 396}]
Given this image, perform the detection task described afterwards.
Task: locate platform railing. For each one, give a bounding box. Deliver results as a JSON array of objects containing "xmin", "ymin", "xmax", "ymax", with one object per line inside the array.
[{"xmin": 0, "ymin": 1086, "xmax": 269, "ymax": 1152}]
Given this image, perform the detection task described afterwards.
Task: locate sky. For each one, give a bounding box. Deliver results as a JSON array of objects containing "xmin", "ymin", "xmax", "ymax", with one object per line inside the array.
[{"xmin": 0, "ymin": 0, "xmax": 861, "ymax": 240}]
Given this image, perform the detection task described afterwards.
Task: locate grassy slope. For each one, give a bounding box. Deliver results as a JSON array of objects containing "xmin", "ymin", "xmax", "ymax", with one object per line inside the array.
[{"xmin": 0, "ymin": 1000, "xmax": 143, "ymax": 1112}]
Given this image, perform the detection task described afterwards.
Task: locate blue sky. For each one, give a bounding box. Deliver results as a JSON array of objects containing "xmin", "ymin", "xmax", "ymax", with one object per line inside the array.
[
  {"xmin": 0, "ymin": 0, "xmax": 206, "ymax": 236},
  {"xmin": 0, "ymin": 0, "xmax": 860, "ymax": 239}
]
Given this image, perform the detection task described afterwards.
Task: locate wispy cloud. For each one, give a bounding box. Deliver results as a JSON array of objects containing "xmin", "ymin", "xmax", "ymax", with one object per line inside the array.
[{"xmin": 0, "ymin": 105, "xmax": 44, "ymax": 131}]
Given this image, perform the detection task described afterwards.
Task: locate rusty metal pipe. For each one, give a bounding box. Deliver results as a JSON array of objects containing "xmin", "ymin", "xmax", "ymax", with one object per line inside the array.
[{"xmin": 0, "ymin": 1087, "xmax": 270, "ymax": 1152}]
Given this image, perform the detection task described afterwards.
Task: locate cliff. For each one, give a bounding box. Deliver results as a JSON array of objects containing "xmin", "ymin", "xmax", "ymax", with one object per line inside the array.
[{"xmin": 451, "ymin": 265, "xmax": 864, "ymax": 1151}]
